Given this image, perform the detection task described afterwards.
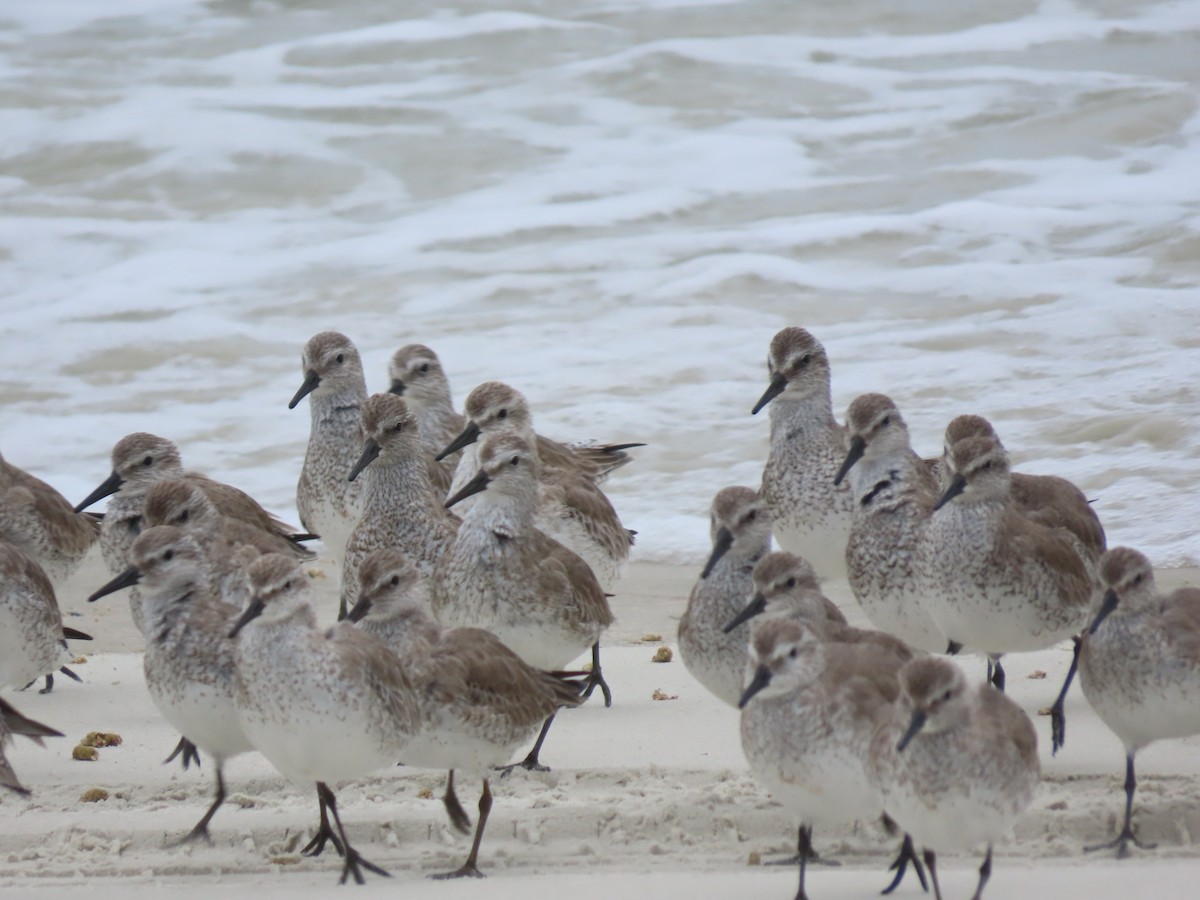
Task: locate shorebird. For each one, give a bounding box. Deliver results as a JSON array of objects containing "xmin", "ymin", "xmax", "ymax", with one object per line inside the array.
[
  {"xmin": 0, "ymin": 449, "xmax": 99, "ymax": 586},
  {"xmin": 432, "ymin": 381, "xmax": 634, "ymax": 591},
  {"xmin": 347, "ymin": 547, "xmax": 586, "ymax": 877},
  {"xmin": 723, "ymin": 551, "xmax": 848, "ymax": 637},
  {"xmin": 936, "ymin": 415, "xmax": 1105, "ymax": 574},
  {"xmin": 289, "ymin": 331, "xmax": 368, "ymax": 564},
  {"xmin": 739, "ymin": 618, "xmax": 925, "ymax": 899},
  {"xmin": 835, "ymin": 394, "xmax": 948, "ymax": 653},
  {"xmin": 0, "ymin": 696, "xmax": 63, "ymax": 795},
  {"xmin": 752, "ymin": 327, "xmax": 852, "ymax": 581},
  {"xmin": 436, "ymin": 380, "xmax": 641, "ymax": 502},
  {"xmin": 433, "ymin": 433, "xmax": 614, "ymax": 765},
  {"xmin": 88, "ymin": 526, "xmax": 252, "ymax": 843},
  {"xmin": 387, "ymin": 343, "xmax": 465, "ymax": 490},
  {"xmin": 76, "ymin": 432, "xmax": 307, "ymax": 630},
  {"xmin": 142, "ymin": 478, "xmax": 313, "ymax": 606},
  {"xmin": 1049, "ymin": 547, "xmax": 1200, "ymax": 858},
  {"xmin": 920, "ymin": 434, "xmax": 1091, "ymax": 690},
  {"xmin": 0, "ymin": 542, "xmax": 90, "ymax": 693},
  {"xmin": 872, "ymin": 657, "xmax": 1040, "ymax": 900},
  {"xmin": 341, "ymin": 393, "xmax": 459, "ymax": 619},
  {"xmin": 678, "ymin": 487, "xmax": 773, "ymax": 707},
  {"xmin": 230, "ymin": 554, "xmax": 422, "ymax": 884}
]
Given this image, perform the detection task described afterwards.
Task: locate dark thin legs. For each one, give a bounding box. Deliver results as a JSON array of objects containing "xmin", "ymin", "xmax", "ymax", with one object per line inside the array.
[
  {"xmin": 881, "ymin": 833, "xmax": 929, "ymax": 895},
  {"xmin": 1085, "ymin": 754, "xmax": 1156, "ymax": 858},
  {"xmin": 1049, "ymin": 636, "xmax": 1082, "ymax": 754},
  {"xmin": 969, "ymin": 844, "xmax": 992, "ymax": 900},
  {"xmin": 581, "ymin": 642, "xmax": 613, "ymax": 707},
  {"xmin": 923, "ymin": 849, "xmax": 942, "ymax": 900},
  {"xmin": 442, "ymin": 769, "xmax": 472, "ymax": 834},
  {"xmin": 766, "ymin": 824, "xmax": 840, "ymax": 867},
  {"xmin": 986, "ymin": 656, "xmax": 1005, "ymax": 692},
  {"xmin": 302, "ymin": 786, "xmax": 345, "ymax": 859},
  {"xmin": 500, "ymin": 714, "xmax": 556, "ymax": 774},
  {"xmin": 430, "ymin": 778, "xmax": 492, "ymax": 879},
  {"xmin": 170, "ymin": 763, "xmax": 226, "ymax": 845},
  {"xmin": 316, "ymin": 782, "xmax": 390, "ymax": 885},
  {"xmin": 164, "ymin": 736, "xmax": 202, "ymax": 770}
]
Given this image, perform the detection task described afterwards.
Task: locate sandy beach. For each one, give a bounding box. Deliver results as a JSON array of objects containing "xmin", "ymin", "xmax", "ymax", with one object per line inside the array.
[{"xmin": 2, "ymin": 551, "xmax": 1197, "ymax": 898}]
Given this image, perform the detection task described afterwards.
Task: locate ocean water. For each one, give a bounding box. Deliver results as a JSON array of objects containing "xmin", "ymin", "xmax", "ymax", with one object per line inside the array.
[{"xmin": 1, "ymin": 0, "xmax": 1197, "ymax": 567}]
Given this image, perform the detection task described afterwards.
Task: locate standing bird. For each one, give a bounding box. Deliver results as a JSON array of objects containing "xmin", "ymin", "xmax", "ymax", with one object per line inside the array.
[
  {"xmin": 0, "ymin": 542, "xmax": 90, "ymax": 693},
  {"xmin": 0, "ymin": 449, "xmax": 99, "ymax": 587},
  {"xmin": 0, "ymin": 696, "xmax": 63, "ymax": 795},
  {"xmin": 678, "ymin": 487, "xmax": 772, "ymax": 707},
  {"xmin": 920, "ymin": 435, "xmax": 1091, "ymax": 690},
  {"xmin": 347, "ymin": 548, "xmax": 586, "ymax": 878},
  {"xmin": 739, "ymin": 618, "xmax": 924, "ymax": 899},
  {"xmin": 289, "ymin": 331, "xmax": 368, "ymax": 565},
  {"xmin": 89, "ymin": 526, "xmax": 252, "ymax": 844},
  {"xmin": 341, "ymin": 393, "xmax": 459, "ymax": 620},
  {"xmin": 936, "ymin": 415, "xmax": 1105, "ymax": 576},
  {"xmin": 753, "ymin": 327, "xmax": 852, "ymax": 581},
  {"xmin": 723, "ymin": 552, "xmax": 848, "ymax": 637},
  {"xmin": 76, "ymin": 432, "xmax": 304, "ymax": 631},
  {"xmin": 433, "ymin": 434, "xmax": 614, "ymax": 766},
  {"xmin": 387, "ymin": 343, "xmax": 466, "ymax": 491},
  {"xmin": 872, "ymin": 657, "xmax": 1040, "ymax": 900},
  {"xmin": 230, "ymin": 554, "xmax": 422, "ymax": 884},
  {"xmin": 1050, "ymin": 547, "xmax": 1200, "ymax": 857},
  {"xmin": 835, "ymin": 394, "xmax": 947, "ymax": 653},
  {"xmin": 437, "ymin": 380, "xmax": 641, "ymax": 500},
  {"xmin": 142, "ymin": 478, "xmax": 314, "ymax": 607},
  {"xmin": 436, "ymin": 381, "xmax": 634, "ymax": 591}
]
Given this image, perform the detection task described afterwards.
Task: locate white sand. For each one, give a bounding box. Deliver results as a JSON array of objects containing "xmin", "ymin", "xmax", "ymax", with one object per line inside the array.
[{"xmin": 2, "ymin": 553, "xmax": 1198, "ymax": 897}]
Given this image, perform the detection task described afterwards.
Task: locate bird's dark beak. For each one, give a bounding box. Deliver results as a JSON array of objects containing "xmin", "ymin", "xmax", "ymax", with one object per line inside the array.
[
  {"xmin": 700, "ymin": 528, "xmax": 734, "ymax": 579},
  {"xmin": 347, "ymin": 439, "xmax": 381, "ymax": 482},
  {"xmin": 1088, "ymin": 589, "xmax": 1120, "ymax": 634},
  {"xmin": 228, "ymin": 596, "xmax": 266, "ymax": 639},
  {"xmin": 932, "ymin": 473, "xmax": 966, "ymax": 512},
  {"xmin": 445, "ymin": 470, "xmax": 491, "ymax": 509},
  {"xmin": 737, "ymin": 664, "xmax": 773, "ymax": 709},
  {"xmin": 88, "ymin": 566, "xmax": 140, "ymax": 602},
  {"xmin": 897, "ymin": 709, "xmax": 928, "ymax": 752},
  {"xmin": 345, "ymin": 595, "xmax": 372, "ymax": 624},
  {"xmin": 833, "ymin": 435, "xmax": 866, "ymax": 486},
  {"xmin": 288, "ymin": 369, "xmax": 321, "ymax": 409},
  {"xmin": 74, "ymin": 470, "xmax": 124, "ymax": 513},
  {"xmin": 751, "ymin": 373, "xmax": 787, "ymax": 415},
  {"xmin": 723, "ymin": 592, "xmax": 767, "ymax": 634},
  {"xmin": 388, "ymin": 379, "xmax": 406, "ymax": 396},
  {"xmin": 436, "ymin": 421, "xmax": 481, "ymax": 461}
]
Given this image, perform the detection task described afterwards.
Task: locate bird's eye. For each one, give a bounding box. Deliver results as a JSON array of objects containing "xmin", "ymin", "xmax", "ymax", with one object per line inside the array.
[
  {"xmin": 335, "ymin": 353, "xmax": 344, "ymax": 364},
  {"xmin": 143, "ymin": 456, "xmax": 153, "ymax": 466},
  {"xmin": 498, "ymin": 409, "xmax": 508, "ymax": 419},
  {"xmin": 788, "ymin": 647, "xmax": 798, "ymax": 659},
  {"xmin": 1133, "ymin": 573, "xmax": 1144, "ymax": 585},
  {"xmin": 510, "ymin": 455, "xmax": 520, "ymax": 466},
  {"xmin": 746, "ymin": 510, "xmax": 756, "ymax": 522},
  {"xmin": 390, "ymin": 575, "xmax": 400, "ymax": 586},
  {"xmin": 785, "ymin": 577, "xmax": 796, "ymax": 588},
  {"xmin": 394, "ymin": 422, "xmax": 404, "ymax": 432},
  {"xmin": 163, "ymin": 549, "xmax": 174, "ymax": 561},
  {"xmin": 941, "ymin": 689, "xmax": 952, "ymax": 701},
  {"xmin": 284, "ymin": 580, "xmax": 292, "ymax": 590},
  {"xmin": 419, "ymin": 363, "xmax": 429, "ymax": 373},
  {"xmin": 881, "ymin": 416, "xmax": 891, "ymax": 427},
  {"xmin": 179, "ymin": 510, "xmax": 189, "ymax": 523},
  {"xmin": 800, "ymin": 354, "xmax": 811, "ymax": 366}
]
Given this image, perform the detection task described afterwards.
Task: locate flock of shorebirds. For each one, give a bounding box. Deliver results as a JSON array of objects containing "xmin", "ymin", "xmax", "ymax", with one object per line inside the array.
[{"xmin": 0, "ymin": 325, "xmax": 1198, "ymax": 897}]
